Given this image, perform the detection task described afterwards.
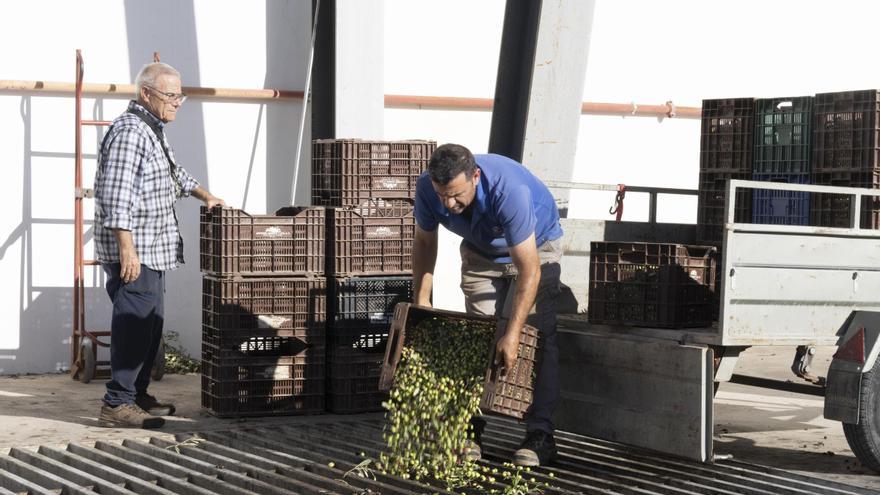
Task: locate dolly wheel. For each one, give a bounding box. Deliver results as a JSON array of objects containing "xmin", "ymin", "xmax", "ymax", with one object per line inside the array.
[{"xmin": 80, "ymin": 339, "xmax": 96, "ymax": 384}]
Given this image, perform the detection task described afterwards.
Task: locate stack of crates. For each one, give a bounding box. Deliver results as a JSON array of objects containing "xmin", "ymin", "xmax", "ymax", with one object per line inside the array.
[
  {"xmin": 811, "ymin": 89, "xmax": 880, "ymax": 228},
  {"xmin": 199, "ymin": 206, "xmax": 327, "ymax": 417},
  {"xmin": 312, "ymin": 139, "xmax": 435, "ymax": 413},
  {"xmin": 696, "ymin": 98, "xmax": 755, "ymax": 245},
  {"xmin": 752, "ymin": 96, "xmax": 813, "ymax": 225}
]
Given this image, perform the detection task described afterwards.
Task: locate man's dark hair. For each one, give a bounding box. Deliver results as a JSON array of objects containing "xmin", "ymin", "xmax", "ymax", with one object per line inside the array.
[{"xmin": 428, "ymin": 143, "xmax": 476, "ymax": 184}]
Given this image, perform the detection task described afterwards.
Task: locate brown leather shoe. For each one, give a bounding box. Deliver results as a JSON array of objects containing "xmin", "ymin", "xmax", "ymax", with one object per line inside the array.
[
  {"xmin": 135, "ymin": 393, "xmax": 176, "ymax": 416},
  {"xmin": 99, "ymin": 403, "xmax": 165, "ymax": 429}
]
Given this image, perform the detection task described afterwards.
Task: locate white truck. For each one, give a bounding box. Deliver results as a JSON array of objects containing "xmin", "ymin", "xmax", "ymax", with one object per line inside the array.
[{"xmin": 552, "ymin": 179, "xmax": 880, "ymax": 471}]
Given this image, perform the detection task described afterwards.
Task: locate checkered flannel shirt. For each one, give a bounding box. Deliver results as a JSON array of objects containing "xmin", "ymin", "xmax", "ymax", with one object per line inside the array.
[{"xmin": 94, "ymin": 100, "xmax": 200, "ymax": 271}]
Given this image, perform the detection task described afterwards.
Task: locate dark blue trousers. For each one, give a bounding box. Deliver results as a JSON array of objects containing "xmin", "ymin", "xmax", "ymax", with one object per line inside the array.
[{"xmin": 102, "ymin": 263, "xmax": 165, "ymax": 406}]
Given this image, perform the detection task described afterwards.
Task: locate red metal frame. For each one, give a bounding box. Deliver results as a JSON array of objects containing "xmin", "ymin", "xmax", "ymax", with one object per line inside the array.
[{"xmin": 71, "ymin": 49, "xmax": 111, "ymax": 381}]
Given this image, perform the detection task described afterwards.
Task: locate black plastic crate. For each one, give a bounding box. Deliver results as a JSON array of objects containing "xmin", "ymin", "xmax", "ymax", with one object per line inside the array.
[
  {"xmin": 754, "ymin": 96, "xmax": 813, "ymax": 176},
  {"xmin": 326, "ymin": 205, "xmax": 415, "ymax": 276},
  {"xmin": 751, "ymin": 173, "xmax": 810, "ymax": 226},
  {"xmin": 201, "ymin": 333, "xmax": 322, "ymax": 360},
  {"xmin": 325, "ymin": 326, "xmax": 388, "ymax": 413},
  {"xmin": 812, "ymin": 89, "xmax": 880, "ymax": 174},
  {"xmin": 588, "ymin": 242, "xmax": 718, "ymax": 328},
  {"xmin": 202, "ymin": 276, "xmax": 326, "ymax": 338},
  {"xmin": 312, "ymin": 139, "xmax": 435, "ymax": 208},
  {"xmin": 700, "ymin": 98, "xmax": 755, "ymax": 174},
  {"xmin": 695, "ymin": 170, "xmax": 752, "ymax": 245},
  {"xmin": 329, "ymin": 276, "xmax": 414, "ymax": 327},
  {"xmin": 811, "ymin": 169, "xmax": 880, "ymax": 228},
  {"xmin": 200, "ymin": 206, "xmax": 325, "ymax": 277},
  {"xmin": 201, "ymin": 323, "xmax": 325, "ymax": 347},
  {"xmin": 202, "ymin": 390, "xmax": 324, "ymax": 418}
]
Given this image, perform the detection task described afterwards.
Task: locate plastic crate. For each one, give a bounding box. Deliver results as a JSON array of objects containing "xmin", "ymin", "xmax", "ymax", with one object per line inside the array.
[
  {"xmin": 202, "ymin": 276, "xmax": 327, "ymax": 339},
  {"xmin": 695, "ymin": 170, "xmax": 752, "ymax": 245},
  {"xmin": 700, "ymin": 98, "xmax": 755, "ymax": 174},
  {"xmin": 202, "ymin": 332, "xmax": 323, "ymax": 360},
  {"xmin": 587, "ymin": 242, "xmax": 718, "ymax": 328},
  {"xmin": 812, "ymin": 89, "xmax": 880, "ymax": 174},
  {"xmin": 201, "ymin": 345, "xmax": 325, "ymax": 381},
  {"xmin": 202, "ymin": 375, "xmax": 325, "ymax": 398},
  {"xmin": 751, "ymin": 173, "xmax": 810, "ymax": 226},
  {"xmin": 202, "ymin": 390, "xmax": 324, "ymax": 418},
  {"xmin": 326, "ymin": 392, "xmax": 388, "ymax": 414},
  {"xmin": 326, "ymin": 206, "xmax": 415, "ymax": 276},
  {"xmin": 201, "ymin": 323, "xmax": 325, "ymax": 347},
  {"xmin": 200, "ymin": 206, "xmax": 325, "ymax": 277},
  {"xmin": 811, "ymin": 169, "xmax": 880, "ymax": 228},
  {"xmin": 312, "ymin": 139, "xmax": 435, "ymax": 208},
  {"xmin": 378, "ymin": 303, "xmax": 539, "ymax": 420},
  {"xmin": 329, "ymin": 276, "xmax": 414, "ymax": 327},
  {"xmin": 753, "ymin": 96, "xmax": 813, "ymax": 176}
]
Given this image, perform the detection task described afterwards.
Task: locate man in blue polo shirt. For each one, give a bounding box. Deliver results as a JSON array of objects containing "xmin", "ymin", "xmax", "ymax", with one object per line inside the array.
[{"xmin": 412, "ymin": 143, "xmax": 564, "ymax": 467}]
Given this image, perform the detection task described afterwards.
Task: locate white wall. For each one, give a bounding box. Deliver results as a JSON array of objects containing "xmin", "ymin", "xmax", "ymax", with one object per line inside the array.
[
  {"xmin": 0, "ymin": 0, "xmax": 311, "ymax": 374},
  {"xmin": 385, "ymin": 0, "xmax": 880, "ymax": 311},
  {"xmin": 5, "ymin": 0, "xmax": 880, "ymax": 373}
]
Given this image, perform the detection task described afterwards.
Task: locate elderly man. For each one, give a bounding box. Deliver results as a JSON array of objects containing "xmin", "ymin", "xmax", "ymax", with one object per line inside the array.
[
  {"xmin": 412, "ymin": 143, "xmax": 564, "ymax": 466},
  {"xmin": 94, "ymin": 62, "xmax": 224, "ymax": 428}
]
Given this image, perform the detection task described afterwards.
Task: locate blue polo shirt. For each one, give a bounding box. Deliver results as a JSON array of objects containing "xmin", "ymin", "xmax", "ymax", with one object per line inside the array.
[{"xmin": 414, "ymin": 153, "xmax": 563, "ymax": 263}]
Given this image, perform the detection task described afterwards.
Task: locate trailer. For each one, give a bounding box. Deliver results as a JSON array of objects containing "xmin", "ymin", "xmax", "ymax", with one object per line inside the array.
[{"xmin": 553, "ymin": 179, "xmax": 880, "ymax": 470}]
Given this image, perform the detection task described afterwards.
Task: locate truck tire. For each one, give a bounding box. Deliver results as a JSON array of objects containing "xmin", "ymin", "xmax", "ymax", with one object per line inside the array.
[{"xmin": 843, "ymin": 358, "xmax": 880, "ymax": 473}]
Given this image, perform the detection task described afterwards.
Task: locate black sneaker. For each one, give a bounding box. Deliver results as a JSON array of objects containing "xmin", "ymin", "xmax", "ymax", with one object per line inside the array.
[
  {"xmin": 464, "ymin": 416, "xmax": 486, "ymax": 461},
  {"xmin": 135, "ymin": 393, "xmax": 176, "ymax": 416},
  {"xmin": 513, "ymin": 430, "xmax": 557, "ymax": 467}
]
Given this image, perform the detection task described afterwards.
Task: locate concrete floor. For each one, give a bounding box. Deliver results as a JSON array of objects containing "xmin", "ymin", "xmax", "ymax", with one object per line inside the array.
[{"xmin": 1, "ymin": 346, "xmax": 879, "ymax": 492}]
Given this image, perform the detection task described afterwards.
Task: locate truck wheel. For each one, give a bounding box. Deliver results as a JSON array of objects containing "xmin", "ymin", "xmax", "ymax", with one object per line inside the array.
[{"xmin": 843, "ymin": 358, "xmax": 880, "ymax": 472}]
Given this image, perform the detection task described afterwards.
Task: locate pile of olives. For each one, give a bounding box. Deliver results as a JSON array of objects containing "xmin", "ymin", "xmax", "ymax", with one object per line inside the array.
[{"xmin": 379, "ymin": 318, "xmax": 551, "ymax": 494}]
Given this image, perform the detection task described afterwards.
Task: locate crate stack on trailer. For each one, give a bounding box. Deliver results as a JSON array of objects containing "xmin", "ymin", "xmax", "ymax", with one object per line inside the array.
[
  {"xmin": 312, "ymin": 139, "xmax": 435, "ymax": 413},
  {"xmin": 199, "ymin": 206, "xmax": 327, "ymax": 417},
  {"xmin": 811, "ymin": 89, "xmax": 880, "ymax": 228}
]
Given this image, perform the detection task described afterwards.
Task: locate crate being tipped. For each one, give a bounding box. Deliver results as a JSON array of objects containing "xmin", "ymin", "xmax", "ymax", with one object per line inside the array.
[
  {"xmin": 588, "ymin": 242, "xmax": 718, "ymax": 328},
  {"xmin": 378, "ymin": 303, "xmax": 539, "ymax": 419}
]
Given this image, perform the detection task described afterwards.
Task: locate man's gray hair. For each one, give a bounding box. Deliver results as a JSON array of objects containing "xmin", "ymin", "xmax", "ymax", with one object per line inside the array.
[{"xmin": 135, "ymin": 62, "xmax": 180, "ymax": 96}]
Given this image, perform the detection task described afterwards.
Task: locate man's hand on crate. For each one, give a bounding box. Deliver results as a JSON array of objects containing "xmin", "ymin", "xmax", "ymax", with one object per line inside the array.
[
  {"xmin": 192, "ymin": 186, "xmax": 226, "ymax": 209},
  {"xmin": 494, "ymin": 331, "xmax": 520, "ymax": 377}
]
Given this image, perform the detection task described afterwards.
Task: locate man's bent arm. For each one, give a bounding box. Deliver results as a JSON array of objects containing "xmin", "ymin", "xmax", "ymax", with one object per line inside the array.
[
  {"xmin": 496, "ymin": 233, "xmax": 541, "ymax": 372},
  {"xmin": 191, "ymin": 186, "xmax": 226, "ymax": 208},
  {"xmin": 412, "ymin": 225, "xmax": 438, "ymax": 307}
]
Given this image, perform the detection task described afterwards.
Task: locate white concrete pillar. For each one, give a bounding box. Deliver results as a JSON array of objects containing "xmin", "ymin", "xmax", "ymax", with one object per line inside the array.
[{"xmin": 335, "ymin": 0, "xmax": 384, "ymax": 138}]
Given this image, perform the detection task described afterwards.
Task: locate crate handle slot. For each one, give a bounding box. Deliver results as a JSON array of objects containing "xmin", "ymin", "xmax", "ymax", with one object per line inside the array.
[
  {"xmin": 618, "ymin": 249, "xmax": 647, "ymax": 264},
  {"xmin": 776, "ymin": 101, "xmax": 793, "ymax": 110}
]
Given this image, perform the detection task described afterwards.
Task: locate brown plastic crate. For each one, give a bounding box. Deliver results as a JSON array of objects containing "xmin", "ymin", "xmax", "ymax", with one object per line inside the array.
[
  {"xmin": 312, "ymin": 139, "xmax": 435, "ymax": 208},
  {"xmin": 201, "ymin": 347, "xmax": 325, "ymax": 382},
  {"xmin": 327, "ymin": 206, "xmax": 415, "ymax": 276},
  {"xmin": 700, "ymin": 98, "xmax": 755, "ymax": 174},
  {"xmin": 202, "ymin": 333, "xmax": 321, "ymax": 360},
  {"xmin": 378, "ymin": 303, "xmax": 539, "ymax": 420},
  {"xmin": 201, "ymin": 324, "xmax": 325, "ymax": 347},
  {"xmin": 202, "ymin": 276, "xmax": 327, "ymax": 338},
  {"xmin": 202, "ymin": 390, "xmax": 324, "ymax": 417},
  {"xmin": 202, "ymin": 375, "xmax": 325, "ymax": 398},
  {"xmin": 200, "ymin": 206, "xmax": 325, "ymax": 277},
  {"xmin": 812, "ymin": 89, "xmax": 880, "ymax": 174},
  {"xmin": 588, "ymin": 242, "xmax": 718, "ymax": 328}
]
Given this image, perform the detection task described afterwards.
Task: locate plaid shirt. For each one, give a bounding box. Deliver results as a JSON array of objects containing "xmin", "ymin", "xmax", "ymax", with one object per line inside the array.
[{"xmin": 94, "ymin": 101, "xmax": 200, "ymax": 271}]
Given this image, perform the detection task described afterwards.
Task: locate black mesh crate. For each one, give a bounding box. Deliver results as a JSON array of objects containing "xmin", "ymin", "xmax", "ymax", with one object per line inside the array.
[
  {"xmin": 202, "ymin": 375, "xmax": 325, "ymax": 398},
  {"xmin": 751, "ymin": 173, "xmax": 810, "ymax": 226},
  {"xmin": 811, "ymin": 169, "xmax": 880, "ymax": 228},
  {"xmin": 695, "ymin": 170, "xmax": 752, "ymax": 245},
  {"xmin": 326, "ymin": 326, "xmax": 389, "ymax": 413},
  {"xmin": 588, "ymin": 242, "xmax": 718, "ymax": 328},
  {"xmin": 812, "ymin": 89, "xmax": 880, "ymax": 174},
  {"xmin": 312, "ymin": 139, "xmax": 435, "ymax": 208},
  {"xmin": 202, "ymin": 276, "xmax": 326, "ymax": 340},
  {"xmin": 329, "ymin": 276, "xmax": 414, "ymax": 327},
  {"xmin": 200, "ymin": 206, "xmax": 325, "ymax": 277},
  {"xmin": 202, "ymin": 390, "xmax": 324, "ymax": 418},
  {"xmin": 326, "ymin": 203, "xmax": 415, "ymax": 276},
  {"xmin": 754, "ymin": 96, "xmax": 813, "ymax": 176},
  {"xmin": 700, "ymin": 98, "xmax": 755, "ymax": 174}
]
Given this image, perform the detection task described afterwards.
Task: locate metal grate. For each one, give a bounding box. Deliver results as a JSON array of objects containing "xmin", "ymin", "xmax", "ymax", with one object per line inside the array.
[{"xmin": 0, "ymin": 416, "xmax": 873, "ymax": 494}]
